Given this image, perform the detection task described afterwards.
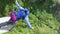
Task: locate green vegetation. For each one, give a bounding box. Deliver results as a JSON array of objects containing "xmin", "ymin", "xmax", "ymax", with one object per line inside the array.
[{"xmin": 0, "ymin": 0, "xmax": 60, "ymax": 34}]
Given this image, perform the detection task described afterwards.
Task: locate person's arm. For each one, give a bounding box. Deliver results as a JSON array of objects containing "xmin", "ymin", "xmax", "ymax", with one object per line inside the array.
[
  {"xmin": 15, "ymin": 0, "xmax": 24, "ymax": 10},
  {"xmin": 24, "ymin": 15, "xmax": 33, "ymax": 29}
]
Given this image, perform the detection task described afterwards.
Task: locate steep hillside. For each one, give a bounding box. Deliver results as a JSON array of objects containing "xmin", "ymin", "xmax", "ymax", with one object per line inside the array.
[{"xmin": 0, "ymin": 0, "xmax": 60, "ymax": 34}]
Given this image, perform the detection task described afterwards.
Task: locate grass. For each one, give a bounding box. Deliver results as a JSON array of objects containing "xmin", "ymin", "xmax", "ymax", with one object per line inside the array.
[{"xmin": 0, "ymin": 0, "xmax": 60, "ymax": 34}]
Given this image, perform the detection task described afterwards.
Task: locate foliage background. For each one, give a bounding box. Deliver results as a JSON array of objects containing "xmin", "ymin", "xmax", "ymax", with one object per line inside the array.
[{"xmin": 0, "ymin": 0, "xmax": 60, "ymax": 34}]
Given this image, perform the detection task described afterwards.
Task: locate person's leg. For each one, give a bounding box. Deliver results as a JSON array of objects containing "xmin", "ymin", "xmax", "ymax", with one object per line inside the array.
[
  {"xmin": 0, "ymin": 17, "xmax": 10, "ymax": 28},
  {"xmin": 7, "ymin": 19, "xmax": 16, "ymax": 31},
  {"xmin": 8, "ymin": 19, "xmax": 16, "ymax": 25},
  {"xmin": 0, "ymin": 17, "xmax": 10, "ymax": 24},
  {"xmin": 24, "ymin": 15, "xmax": 33, "ymax": 29}
]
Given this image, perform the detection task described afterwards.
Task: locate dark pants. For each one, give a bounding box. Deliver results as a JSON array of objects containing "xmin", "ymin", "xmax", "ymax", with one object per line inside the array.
[{"xmin": 0, "ymin": 19, "xmax": 16, "ymax": 27}]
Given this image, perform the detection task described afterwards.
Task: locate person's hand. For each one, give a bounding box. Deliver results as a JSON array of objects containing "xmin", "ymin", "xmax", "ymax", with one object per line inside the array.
[
  {"xmin": 16, "ymin": 0, "xmax": 17, "ymax": 2},
  {"xmin": 32, "ymin": 27, "xmax": 34, "ymax": 29}
]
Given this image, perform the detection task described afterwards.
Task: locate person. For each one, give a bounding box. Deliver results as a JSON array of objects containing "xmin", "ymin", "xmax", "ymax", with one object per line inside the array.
[{"xmin": 10, "ymin": 0, "xmax": 33, "ymax": 29}]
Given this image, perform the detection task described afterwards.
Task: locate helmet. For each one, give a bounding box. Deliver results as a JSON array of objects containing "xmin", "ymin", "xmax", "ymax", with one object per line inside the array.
[{"xmin": 10, "ymin": 12, "xmax": 16, "ymax": 21}]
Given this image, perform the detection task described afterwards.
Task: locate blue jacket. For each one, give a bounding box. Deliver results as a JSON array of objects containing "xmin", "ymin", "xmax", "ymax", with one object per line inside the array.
[{"xmin": 14, "ymin": 2, "xmax": 29, "ymax": 20}]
